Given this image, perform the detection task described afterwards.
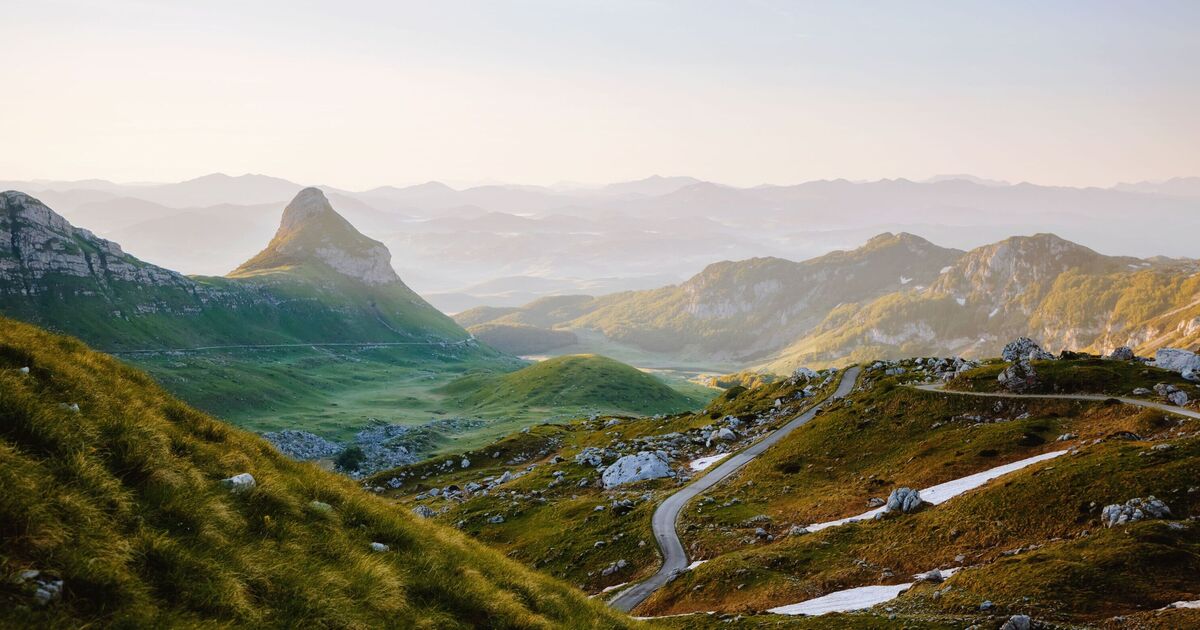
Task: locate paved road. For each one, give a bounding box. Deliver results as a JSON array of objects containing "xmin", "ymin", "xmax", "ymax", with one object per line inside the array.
[
  {"xmin": 608, "ymin": 366, "xmax": 862, "ymax": 613},
  {"xmin": 911, "ymin": 383, "xmax": 1200, "ymax": 420}
]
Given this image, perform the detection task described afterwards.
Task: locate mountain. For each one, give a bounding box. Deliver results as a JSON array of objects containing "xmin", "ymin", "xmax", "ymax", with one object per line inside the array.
[
  {"xmin": 1114, "ymin": 176, "xmax": 1200, "ymax": 199},
  {"xmin": 763, "ymin": 233, "xmax": 1200, "ymax": 371},
  {"xmin": 459, "ymin": 233, "xmax": 964, "ymax": 363},
  {"xmin": 597, "ymin": 175, "xmax": 703, "ymax": 198},
  {"xmin": 132, "ymin": 172, "xmax": 304, "ymax": 207},
  {"xmin": 0, "ymin": 317, "xmax": 631, "ymax": 628},
  {"xmin": 0, "ymin": 188, "xmax": 467, "ymax": 350}
]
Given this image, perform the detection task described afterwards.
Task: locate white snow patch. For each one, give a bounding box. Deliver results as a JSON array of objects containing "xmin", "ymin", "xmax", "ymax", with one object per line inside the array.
[
  {"xmin": 900, "ymin": 276, "xmax": 913, "ymax": 285},
  {"xmin": 940, "ymin": 266, "xmax": 954, "ymax": 274},
  {"xmin": 955, "ymin": 297, "xmax": 967, "ymax": 306},
  {"xmin": 686, "ymin": 559, "xmax": 708, "ymax": 570},
  {"xmin": 600, "ymin": 582, "xmax": 628, "ymax": 594},
  {"xmin": 1165, "ymin": 600, "xmax": 1200, "ymax": 609},
  {"xmin": 689, "ymin": 454, "xmax": 730, "ymax": 471},
  {"xmin": 988, "ymin": 307, "xmax": 1000, "ymax": 318},
  {"xmin": 806, "ymin": 451, "xmax": 1067, "ymax": 533},
  {"xmin": 768, "ymin": 569, "xmax": 958, "ymax": 616}
]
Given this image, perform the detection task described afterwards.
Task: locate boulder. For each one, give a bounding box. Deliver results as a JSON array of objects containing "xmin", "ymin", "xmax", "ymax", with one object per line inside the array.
[
  {"xmin": 1002, "ymin": 337, "xmax": 1053, "ymax": 362},
  {"xmin": 1001, "ymin": 615, "xmax": 1032, "ymax": 630},
  {"xmin": 308, "ymin": 500, "xmax": 333, "ymax": 513},
  {"xmin": 1155, "ymin": 348, "xmax": 1200, "ymax": 373},
  {"xmin": 1184, "ymin": 367, "xmax": 1200, "ymax": 383},
  {"xmin": 369, "ymin": 542, "xmax": 389, "ymax": 552},
  {"xmin": 601, "ymin": 451, "xmax": 675, "ymax": 489},
  {"xmin": 219, "ymin": 473, "xmax": 256, "ymax": 493},
  {"xmin": 1132, "ymin": 387, "xmax": 1153, "ymax": 395},
  {"xmin": 914, "ymin": 569, "xmax": 944, "ymax": 583},
  {"xmin": 1101, "ymin": 496, "xmax": 1171, "ymax": 527},
  {"xmin": 788, "ymin": 525, "xmax": 810, "ymax": 536},
  {"xmin": 1168, "ymin": 391, "xmax": 1190, "ymax": 407},
  {"xmin": 487, "ymin": 515, "xmax": 505, "ymax": 524},
  {"xmin": 885, "ymin": 487, "xmax": 925, "ymax": 514},
  {"xmin": 460, "ymin": 458, "xmax": 471, "ymax": 468},
  {"xmin": 412, "ymin": 505, "xmax": 435, "ymax": 518},
  {"xmin": 1107, "ymin": 346, "xmax": 1136, "ymax": 361},
  {"xmin": 998, "ymin": 360, "xmax": 1039, "ymax": 393},
  {"xmin": 715, "ymin": 428, "xmax": 737, "ymax": 441}
]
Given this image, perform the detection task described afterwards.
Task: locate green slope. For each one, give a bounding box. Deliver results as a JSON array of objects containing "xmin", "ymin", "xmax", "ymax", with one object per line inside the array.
[
  {"xmin": 441, "ymin": 354, "xmax": 710, "ymax": 416},
  {"xmin": 0, "ymin": 317, "xmax": 632, "ymax": 628}
]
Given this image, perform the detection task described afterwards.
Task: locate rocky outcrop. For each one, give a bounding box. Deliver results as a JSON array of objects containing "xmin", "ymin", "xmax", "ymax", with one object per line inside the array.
[
  {"xmin": 1101, "ymin": 496, "xmax": 1171, "ymax": 527},
  {"xmin": 885, "ymin": 487, "xmax": 925, "ymax": 514},
  {"xmin": 262, "ymin": 430, "xmax": 343, "ymax": 460},
  {"xmin": 1155, "ymin": 348, "xmax": 1200, "ymax": 374},
  {"xmin": 1107, "ymin": 346, "xmax": 1136, "ymax": 361},
  {"xmin": 998, "ymin": 360, "xmax": 1039, "ymax": 393},
  {"xmin": 601, "ymin": 451, "xmax": 675, "ymax": 489},
  {"xmin": 1002, "ymin": 337, "xmax": 1054, "ymax": 362}
]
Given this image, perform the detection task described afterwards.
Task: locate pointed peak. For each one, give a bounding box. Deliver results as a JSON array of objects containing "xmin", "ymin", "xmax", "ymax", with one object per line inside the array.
[{"xmin": 230, "ymin": 188, "xmax": 400, "ymax": 286}]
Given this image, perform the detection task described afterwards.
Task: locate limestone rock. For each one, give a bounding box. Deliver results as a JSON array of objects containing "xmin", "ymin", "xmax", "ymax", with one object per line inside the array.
[
  {"xmin": 1002, "ymin": 337, "xmax": 1053, "ymax": 362},
  {"xmin": 219, "ymin": 473, "xmax": 256, "ymax": 493},
  {"xmin": 601, "ymin": 451, "xmax": 675, "ymax": 489},
  {"xmin": 998, "ymin": 360, "xmax": 1039, "ymax": 393},
  {"xmin": 885, "ymin": 487, "xmax": 925, "ymax": 514},
  {"xmin": 1155, "ymin": 348, "xmax": 1200, "ymax": 374},
  {"xmin": 412, "ymin": 505, "xmax": 435, "ymax": 518},
  {"xmin": 1101, "ymin": 496, "xmax": 1171, "ymax": 527},
  {"xmin": 1107, "ymin": 346, "xmax": 1136, "ymax": 361},
  {"xmin": 1001, "ymin": 615, "xmax": 1032, "ymax": 630}
]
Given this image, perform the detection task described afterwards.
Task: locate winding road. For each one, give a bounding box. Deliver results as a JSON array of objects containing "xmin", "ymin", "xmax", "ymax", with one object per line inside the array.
[
  {"xmin": 608, "ymin": 366, "xmax": 862, "ymax": 612},
  {"xmin": 608, "ymin": 368, "xmax": 1199, "ymax": 614},
  {"xmin": 911, "ymin": 382, "xmax": 1200, "ymax": 420}
]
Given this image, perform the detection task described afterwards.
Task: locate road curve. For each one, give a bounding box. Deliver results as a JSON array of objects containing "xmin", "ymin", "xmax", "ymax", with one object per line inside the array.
[
  {"xmin": 911, "ymin": 383, "xmax": 1200, "ymax": 420},
  {"xmin": 608, "ymin": 366, "xmax": 862, "ymax": 613}
]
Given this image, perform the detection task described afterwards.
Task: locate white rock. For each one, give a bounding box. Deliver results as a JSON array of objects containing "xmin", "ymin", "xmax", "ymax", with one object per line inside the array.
[
  {"xmin": 1155, "ymin": 348, "xmax": 1200, "ymax": 373},
  {"xmin": 369, "ymin": 542, "xmax": 389, "ymax": 552},
  {"xmin": 219, "ymin": 473, "xmax": 256, "ymax": 492},
  {"xmin": 885, "ymin": 487, "xmax": 924, "ymax": 514},
  {"xmin": 601, "ymin": 451, "xmax": 675, "ymax": 489}
]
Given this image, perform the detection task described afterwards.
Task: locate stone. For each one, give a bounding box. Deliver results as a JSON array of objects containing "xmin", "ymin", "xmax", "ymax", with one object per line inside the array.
[
  {"xmin": 1107, "ymin": 346, "xmax": 1136, "ymax": 361},
  {"xmin": 788, "ymin": 525, "xmax": 810, "ymax": 536},
  {"xmin": 261, "ymin": 430, "xmax": 342, "ymax": 461},
  {"xmin": 885, "ymin": 487, "xmax": 924, "ymax": 514},
  {"xmin": 369, "ymin": 542, "xmax": 389, "ymax": 552},
  {"xmin": 980, "ymin": 600, "xmax": 994, "ymax": 611},
  {"xmin": 715, "ymin": 428, "xmax": 737, "ymax": 441},
  {"xmin": 601, "ymin": 451, "xmax": 675, "ymax": 489},
  {"xmin": 412, "ymin": 505, "xmax": 435, "ymax": 518},
  {"xmin": 18, "ymin": 366, "xmax": 30, "ymax": 374},
  {"xmin": 1154, "ymin": 348, "xmax": 1200, "ymax": 374},
  {"xmin": 998, "ymin": 360, "xmax": 1039, "ymax": 393},
  {"xmin": 1001, "ymin": 615, "xmax": 1032, "ymax": 630},
  {"xmin": 1101, "ymin": 496, "xmax": 1171, "ymax": 527},
  {"xmin": 219, "ymin": 473, "xmax": 256, "ymax": 493},
  {"xmin": 487, "ymin": 515, "xmax": 505, "ymax": 524},
  {"xmin": 914, "ymin": 569, "xmax": 944, "ymax": 583},
  {"xmin": 1184, "ymin": 367, "xmax": 1200, "ymax": 383},
  {"xmin": 1002, "ymin": 337, "xmax": 1052, "ymax": 362},
  {"xmin": 1132, "ymin": 387, "xmax": 1153, "ymax": 396},
  {"xmin": 1168, "ymin": 391, "xmax": 1189, "ymax": 407},
  {"xmin": 461, "ymin": 458, "xmax": 471, "ymax": 468},
  {"xmin": 308, "ymin": 500, "xmax": 333, "ymax": 513}
]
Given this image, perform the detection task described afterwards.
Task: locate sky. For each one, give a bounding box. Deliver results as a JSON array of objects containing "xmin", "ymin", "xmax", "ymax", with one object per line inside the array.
[{"xmin": 3, "ymin": 0, "xmax": 1197, "ymax": 190}]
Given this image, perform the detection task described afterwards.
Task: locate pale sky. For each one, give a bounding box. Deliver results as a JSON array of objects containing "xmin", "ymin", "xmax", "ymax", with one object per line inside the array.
[{"xmin": 3, "ymin": 0, "xmax": 1197, "ymax": 189}]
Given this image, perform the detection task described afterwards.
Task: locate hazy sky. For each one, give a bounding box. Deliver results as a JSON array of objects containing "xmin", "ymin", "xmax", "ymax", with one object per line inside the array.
[{"xmin": 4, "ymin": 0, "xmax": 1197, "ymax": 189}]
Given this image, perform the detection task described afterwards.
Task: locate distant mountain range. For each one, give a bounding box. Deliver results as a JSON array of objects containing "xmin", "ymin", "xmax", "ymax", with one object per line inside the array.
[
  {"xmin": 458, "ymin": 232, "xmax": 1200, "ymax": 371},
  {"xmin": 5, "ymin": 173, "xmax": 1199, "ymax": 311},
  {"xmin": 0, "ymin": 187, "xmax": 466, "ymax": 350}
]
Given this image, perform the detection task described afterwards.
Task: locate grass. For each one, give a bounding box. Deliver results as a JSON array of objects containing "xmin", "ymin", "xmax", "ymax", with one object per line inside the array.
[
  {"xmin": 438, "ymin": 355, "xmax": 714, "ymax": 418},
  {"xmin": 363, "ymin": 372, "xmax": 839, "ymax": 593},
  {"xmin": 0, "ymin": 316, "xmax": 636, "ymax": 628},
  {"xmin": 633, "ymin": 361, "xmax": 1200, "ymax": 622},
  {"xmin": 948, "ymin": 356, "xmax": 1200, "ymax": 400}
]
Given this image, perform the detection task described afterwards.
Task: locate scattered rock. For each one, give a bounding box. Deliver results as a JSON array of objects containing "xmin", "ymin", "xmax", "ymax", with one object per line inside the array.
[
  {"xmin": 1132, "ymin": 387, "xmax": 1153, "ymax": 396},
  {"xmin": 914, "ymin": 569, "xmax": 944, "ymax": 583},
  {"xmin": 308, "ymin": 500, "xmax": 333, "ymax": 512},
  {"xmin": 885, "ymin": 487, "xmax": 925, "ymax": 514},
  {"xmin": 715, "ymin": 427, "xmax": 737, "ymax": 441},
  {"xmin": 1107, "ymin": 347, "xmax": 1136, "ymax": 361},
  {"xmin": 487, "ymin": 515, "xmax": 505, "ymax": 524},
  {"xmin": 980, "ymin": 600, "xmax": 994, "ymax": 611},
  {"xmin": 788, "ymin": 525, "xmax": 810, "ymax": 536},
  {"xmin": 262, "ymin": 430, "xmax": 342, "ymax": 460},
  {"xmin": 460, "ymin": 458, "xmax": 471, "ymax": 468},
  {"xmin": 1101, "ymin": 496, "xmax": 1171, "ymax": 527},
  {"xmin": 412, "ymin": 505, "xmax": 436, "ymax": 518},
  {"xmin": 219, "ymin": 473, "xmax": 256, "ymax": 493},
  {"xmin": 1168, "ymin": 391, "xmax": 1189, "ymax": 407},
  {"xmin": 1001, "ymin": 614, "xmax": 1032, "ymax": 630},
  {"xmin": 369, "ymin": 542, "xmax": 389, "ymax": 552}
]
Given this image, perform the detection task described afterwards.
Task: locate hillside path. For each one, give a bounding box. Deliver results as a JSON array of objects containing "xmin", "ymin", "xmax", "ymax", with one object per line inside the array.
[
  {"xmin": 911, "ymin": 382, "xmax": 1200, "ymax": 420},
  {"xmin": 109, "ymin": 339, "xmax": 473, "ymax": 355},
  {"xmin": 608, "ymin": 366, "xmax": 862, "ymax": 613}
]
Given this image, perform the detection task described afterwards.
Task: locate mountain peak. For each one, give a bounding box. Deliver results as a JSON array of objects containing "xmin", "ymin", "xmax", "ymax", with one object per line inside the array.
[{"xmin": 230, "ymin": 188, "xmax": 400, "ymax": 285}]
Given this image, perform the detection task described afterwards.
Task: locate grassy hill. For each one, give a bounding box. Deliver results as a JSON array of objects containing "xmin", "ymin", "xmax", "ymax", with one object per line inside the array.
[
  {"xmin": 440, "ymin": 354, "xmax": 711, "ymax": 416},
  {"xmin": 0, "ymin": 317, "xmax": 632, "ymax": 628},
  {"xmin": 466, "ymin": 323, "xmax": 578, "ymax": 355}
]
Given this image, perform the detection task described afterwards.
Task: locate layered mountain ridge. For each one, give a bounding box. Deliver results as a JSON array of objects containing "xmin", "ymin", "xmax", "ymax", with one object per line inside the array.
[
  {"xmin": 0, "ymin": 188, "xmax": 467, "ymax": 349},
  {"xmin": 459, "ymin": 232, "xmax": 1200, "ymax": 371}
]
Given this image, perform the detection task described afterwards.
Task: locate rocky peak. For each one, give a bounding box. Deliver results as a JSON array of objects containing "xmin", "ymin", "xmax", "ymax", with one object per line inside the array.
[{"xmin": 231, "ymin": 187, "xmax": 400, "ymax": 286}]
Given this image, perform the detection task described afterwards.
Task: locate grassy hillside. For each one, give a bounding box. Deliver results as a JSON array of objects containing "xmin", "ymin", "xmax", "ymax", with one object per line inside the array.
[
  {"xmin": 440, "ymin": 354, "xmax": 712, "ymax": 416},
  {"xmin": 0, "ymin": 317, "xmax": 633, "ymax": 628}
]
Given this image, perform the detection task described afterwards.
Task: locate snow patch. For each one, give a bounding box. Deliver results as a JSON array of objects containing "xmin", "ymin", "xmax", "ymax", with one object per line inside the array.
[
  {"xmin": 689, "ymin": 454, "xmax": 730, "ymax": 471},
  {"xmin": 900, "ymin": 276, "xmax": 913, "ymax": 285},
  {"xmin": 939, "ymin": 266, "xmax": 953, "ymax": 274},
  {"xmin": 768, "ymin": 569, "xmax": 958, "ymax": 616},
  {"xmin": 686, "ymin": 560, "xmax": 708, "ymax": 570},
  {"xmin": 955, "ymin": 297, "xmax": 966, "ymax": 306},
  {"xmin": 806, "ymin": 451, "xmax": 1067, "ymax": 533}
]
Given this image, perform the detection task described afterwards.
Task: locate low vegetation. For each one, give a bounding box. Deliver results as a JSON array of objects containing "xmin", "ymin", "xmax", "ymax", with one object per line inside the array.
[{"xmin": 0, "ymin": 317, "xmax": 633, "ymax": 628}]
